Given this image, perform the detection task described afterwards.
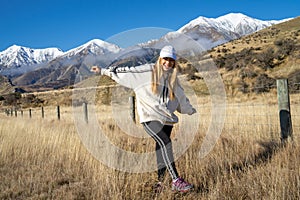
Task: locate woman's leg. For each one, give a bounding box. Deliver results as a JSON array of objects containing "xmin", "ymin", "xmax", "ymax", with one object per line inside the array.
[{"xmin": 143, "ymin": 121, "xmax": 179, "ymax": 181}]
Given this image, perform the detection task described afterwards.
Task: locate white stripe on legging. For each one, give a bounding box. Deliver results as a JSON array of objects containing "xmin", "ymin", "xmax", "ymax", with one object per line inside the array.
[{"xmin": 144, "ymin": 123, "xmax": 178, "ymax": 180}]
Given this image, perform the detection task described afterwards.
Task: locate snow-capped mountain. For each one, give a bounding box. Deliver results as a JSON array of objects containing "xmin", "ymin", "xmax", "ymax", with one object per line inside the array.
[
  {"xmin": 0, "ymin": 45, "xmax": 63, "ymax": 75},
  {"xmin": 0, "ymin": 13, "xmax": 294, "ymax": 91},
  {"xmin": 178, "ymin": 13, "xmax": 287, "ymax": 35},
  {"xmin": 0, "ymin": 39, "xmax": 121, "ymax": 77},
  {"xmin": 62, "ymin": 39, "xmax": 121, "ymax": 58},
  {"xmin": 11, "ymin": 39, "xmax": 122, "ymax": 88},
  {"xmin": 147, "ymin": 13, "xmax": 290, "ymax": 51}
]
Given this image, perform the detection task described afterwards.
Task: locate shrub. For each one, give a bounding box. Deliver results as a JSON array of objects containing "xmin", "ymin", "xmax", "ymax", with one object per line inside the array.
[
  {"xmin": 252, "ymin": 74, "xmax": 275, "ymax": 93},
  {"xmin": 2, "ymin": 92, "xmax": 22, "ymax": 106}
]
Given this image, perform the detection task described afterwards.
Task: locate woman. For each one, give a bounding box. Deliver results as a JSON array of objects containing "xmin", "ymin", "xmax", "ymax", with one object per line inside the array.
[{"xmin": 91, "ymin": 45, "xmax": 196, "ymax": 192}]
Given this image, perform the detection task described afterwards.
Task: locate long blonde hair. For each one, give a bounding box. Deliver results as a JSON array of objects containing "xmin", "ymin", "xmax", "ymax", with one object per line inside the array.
[{"xmin": 151, "ymin": 57, "xmax": 178, "ymax": 100}]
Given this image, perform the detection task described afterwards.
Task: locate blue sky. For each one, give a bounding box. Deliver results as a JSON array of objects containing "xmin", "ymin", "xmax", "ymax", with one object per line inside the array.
[{"xmin": 1, "ymin": 0, "xmax": 299, "ymax": 51}]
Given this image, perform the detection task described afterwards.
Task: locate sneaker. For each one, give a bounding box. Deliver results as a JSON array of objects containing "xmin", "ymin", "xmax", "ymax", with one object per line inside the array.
[
  {"xmin": 153, "ymin": 182, "xmax": 164, "ymax": 193},
  {"xmin": 172, "ymin": 177, "xmax": 193, "ymax": 192}
]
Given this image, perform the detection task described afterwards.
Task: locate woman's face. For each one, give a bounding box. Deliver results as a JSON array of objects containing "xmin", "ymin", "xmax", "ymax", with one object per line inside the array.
[{"xmin": 161, "ymin": 57, "xmax": 175, "ymax": 71}]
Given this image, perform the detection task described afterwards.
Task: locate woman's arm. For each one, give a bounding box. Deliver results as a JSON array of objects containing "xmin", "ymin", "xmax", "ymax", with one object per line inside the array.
[{"xmin": 91, "ymin": 64, "xmax": 153, "ymax": 89}]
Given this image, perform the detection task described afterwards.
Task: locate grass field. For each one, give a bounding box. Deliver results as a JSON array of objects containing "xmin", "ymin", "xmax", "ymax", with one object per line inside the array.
[{"xmin": 0, "ymin": 94, "xmax": 299, "ymax": 200}]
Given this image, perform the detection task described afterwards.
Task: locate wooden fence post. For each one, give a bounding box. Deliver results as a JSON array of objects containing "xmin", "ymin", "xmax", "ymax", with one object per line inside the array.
[
  {"xmin": 41, "ymin": 107, "xmax": 44, "ymax": 118},
  {"xmin": 5, "ymin": 109, "xmax": 9, "ymax": 116},
  {"xmin": 83, "ymin": 102, "xmax": 88, "ymax": 123},
  {"xmin": 129, "ymin": 95, "xmax": 136, "ymax": 123},
  {"xmin": 276, "ymin": 79, "xmax": 293, "ymax": 142},
  {"xmin": 57, "ymin": 106, "xmax": 60, "ymax": 120},
  {"xmin": 29, "ymin": 109, "xmax": 32, "ymax": 118}
]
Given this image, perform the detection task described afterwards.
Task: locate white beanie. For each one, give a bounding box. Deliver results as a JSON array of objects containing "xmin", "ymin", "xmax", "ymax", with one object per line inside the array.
[{"xmin": 159, "ymin": 45, "xmax": 177, "ymax": 60}]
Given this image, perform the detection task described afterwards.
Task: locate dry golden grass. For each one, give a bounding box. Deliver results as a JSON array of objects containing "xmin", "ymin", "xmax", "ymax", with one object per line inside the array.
[{"xmin": 1, "ymin": 95, "xmax": 299, "ymax": 199}]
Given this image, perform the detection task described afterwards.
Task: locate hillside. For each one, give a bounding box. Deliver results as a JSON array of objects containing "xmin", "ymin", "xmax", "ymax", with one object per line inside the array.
[
  {"xmin": 0, "ymin": 75, "xmax": 14, "ymax": 95},
  {"xmin": 207, "ymin": 16, "xmax": 300, "ymax": 94}
]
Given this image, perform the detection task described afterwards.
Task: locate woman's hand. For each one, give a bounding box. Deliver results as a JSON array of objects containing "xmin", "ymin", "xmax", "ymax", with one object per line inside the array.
[{"xmin": 91, "ymin": 66, "xmax": 101, "ymax": 74}]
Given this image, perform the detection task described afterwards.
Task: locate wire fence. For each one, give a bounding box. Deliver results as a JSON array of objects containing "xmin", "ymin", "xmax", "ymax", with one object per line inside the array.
[{"xmin": 2, "ymin": 80, "xmax": 299, "ymax": 142}]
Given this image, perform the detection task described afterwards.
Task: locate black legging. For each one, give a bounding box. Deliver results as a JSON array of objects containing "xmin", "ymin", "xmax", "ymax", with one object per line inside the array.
[{"xmin": 142, "ymin": 121, "xmax": 179, "ymax": 181}]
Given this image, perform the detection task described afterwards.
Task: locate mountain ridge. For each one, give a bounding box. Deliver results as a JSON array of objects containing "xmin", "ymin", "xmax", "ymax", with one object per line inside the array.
[
  {"xmin": 0, "ymin": 45, "xmax": 64, "ymax": 76},
  {"xmin": 0, "ymin": 13, "xmax": 289, "ymax": 74},
  {"xmin": 0, "ymin": 13, "xmax": 296, "ymax": 93}
]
